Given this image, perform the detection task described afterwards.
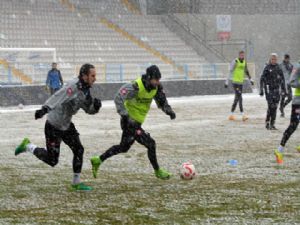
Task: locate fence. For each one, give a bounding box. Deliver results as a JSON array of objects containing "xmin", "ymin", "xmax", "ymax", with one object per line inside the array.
[{"xmin": 0, "ymin": 62, "xmax": 255, "ymax": 85}]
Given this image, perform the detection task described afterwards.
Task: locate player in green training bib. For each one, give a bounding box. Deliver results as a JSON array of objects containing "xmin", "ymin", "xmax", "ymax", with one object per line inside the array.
[
  {"xmin": 91, "ymin": 65, "xmax": 176, "ymax": 180},
  {"xmin": 225, "ymin": 50, "xmax": 254, "ymax": 121}
]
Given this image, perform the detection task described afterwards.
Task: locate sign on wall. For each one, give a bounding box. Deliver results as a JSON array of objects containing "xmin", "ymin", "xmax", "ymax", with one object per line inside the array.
[{"xmin": 216, "ymin": 15, "xmax": 231, "ymax": 41}]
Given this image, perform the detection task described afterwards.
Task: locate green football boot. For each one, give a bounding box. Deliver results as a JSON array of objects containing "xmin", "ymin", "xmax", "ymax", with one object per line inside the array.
[
  {"xmin": 155, "ymin": 168, "xmax": 172, "ymax": 180},
  {"xmin": 15, "ymin": 138, "xmax": 30, "ymax": 156},
  {"xmin": 71, "ymin": 183, "xmax": 93, "ymax": 191},
  {"xmin": 90, "ymin": 156, "xmax": 102, "ymax": 178}
]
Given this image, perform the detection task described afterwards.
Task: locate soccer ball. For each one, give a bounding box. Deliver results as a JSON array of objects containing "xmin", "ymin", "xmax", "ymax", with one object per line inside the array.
[
  {"xmin": 18, "ymin": 103, "xmax": 24, "ymax": 109},
  {"xmin": 180, "ymin": 162, "xmax": 196, "ymax": 180}
]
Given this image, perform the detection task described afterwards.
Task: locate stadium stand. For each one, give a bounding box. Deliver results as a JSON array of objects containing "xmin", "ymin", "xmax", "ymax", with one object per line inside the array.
[{"xmin": 0, "ymin": 0, "xmax": 206, "ymax": 84}]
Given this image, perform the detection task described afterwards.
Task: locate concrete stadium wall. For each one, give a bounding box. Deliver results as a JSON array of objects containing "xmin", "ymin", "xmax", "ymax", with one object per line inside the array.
[
  {"xmin": 162, "ymin": 15, "xmax": 225, "ymax": 63},
  {"xmin": 0, "ymin": 80, "xmax": 252, "ymax": 106},
  {"xmin": 145, "ymin": 0, "xmax": 300, "ymax": 15},
  {"xmin": 196, "ymin": 14, "xmax": 300, "ymax": 68},
  {"xmin": 162, "ymin": 14, "xmax": 300, "ymax": 80}
]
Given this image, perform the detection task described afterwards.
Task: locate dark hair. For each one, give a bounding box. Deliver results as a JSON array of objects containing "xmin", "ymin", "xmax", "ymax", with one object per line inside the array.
[
  {"xmin": 239, "ymin": 50, "xmax": 245, "ymax": 54},
  {"xmin": 284, "ymin": 54, "xmax": 290, "ymax": 59},
  {"xmin": 79, "ymin": 63, "xmax": 95, "ymax": 78},
  {"xmin": 146, "ymin": 65, "xmax": 161, "ymax": 80}
]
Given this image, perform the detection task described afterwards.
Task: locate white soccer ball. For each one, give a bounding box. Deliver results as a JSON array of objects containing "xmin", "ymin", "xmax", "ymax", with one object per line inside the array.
[
  {"xmin": 180, "ymin": 162, "xmax": 196, "ymax": 180},
  {"xmin": 18, "ymin": 103, "xmax": 24, "ymax": 109}
]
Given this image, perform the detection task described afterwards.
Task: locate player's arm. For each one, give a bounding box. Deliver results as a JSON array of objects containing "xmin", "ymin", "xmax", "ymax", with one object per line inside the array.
[
  {"xmin": 290, "ymin": 64, "xmax": 294, "ymax": 74},
  {"xmin": 114, "ymin": 82, "xmax": 139, "ymax": 117},
  {"xmin": 259, "ymin": 66, "xmax": 267, "ymax": 96},
  {"xmin": 289, "ymin": 68, "xmax": 300, "ymax": 88},
  {"xmin": 279, "ymin": 68, "xmax": 287, "ymax": 95},
  {"xmin": 58, "ymin": 70, "xmax": 64, "ymax": 87},
  {"xmin": 245, "ymin": 63, "xmax": 254, "ymax": 85},
  {"xmin": 46, "ymin": 71, "xmax": 50, "ymax": 87},
  {"xmin": 35, "ymin": 84, "xmax": 77, "ymax": 119},
  {"xmin": 154, "ymin": 84, "xmax": 176, "ymax": 120}
]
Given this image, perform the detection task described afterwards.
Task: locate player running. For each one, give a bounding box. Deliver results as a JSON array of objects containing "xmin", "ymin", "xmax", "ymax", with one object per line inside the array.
[
  {"xmin": 275, "ymin": 66, "xmax": 300, "ymax": 164},
  {"xmin": 90, "ymin": 65, "xmax": 176, "ymax": 180},
  {"xmin": 15, "ymin": 64, "xmax": 102, "ymax": 191},
  {"xmin": 260, "ymin": 53, "xmax": 286, "ymax": 130},
  {"xmin": 225, "ymin": 50, "xmax": 254, "ymax": 121},
  {"xmin": 279, "ymin": 54, "xmax": 294, "ymax": 117}
]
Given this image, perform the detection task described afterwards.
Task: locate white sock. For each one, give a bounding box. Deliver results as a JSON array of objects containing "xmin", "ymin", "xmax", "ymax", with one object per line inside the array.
[
  {"xmin": 73, "ymin": 173, "xmax": 81, "ymax": 185},
  {"xmin": 27, "ymin": 143, "xmax": 37, "ymax": 154},
  {"xmin": 278, "ymin": 145, "xmax": 284, "ymax": 153}
]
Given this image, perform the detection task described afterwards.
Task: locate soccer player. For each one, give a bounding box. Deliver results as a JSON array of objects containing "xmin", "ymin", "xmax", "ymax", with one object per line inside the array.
[
  {"xmin": 260, "ymin": 53, "xmax": 286, "ymax": 130},
  {"xmin": 279, "ymin": 54, "xmax": 294, "ymax": 117},
  {"xmin": 15, "ymin": 64, "xmax": 102, "ymax": 191},
  {"xmin": 275, "ymin": 66, "xmax": 300, "ymax": 164},
  {"xmin": 90, "ymin": 65, "xmax": 176, "ymax": 180},
  {"xmin": 225, "ymin": 50, "xmax": 254, "ymax": 121}
]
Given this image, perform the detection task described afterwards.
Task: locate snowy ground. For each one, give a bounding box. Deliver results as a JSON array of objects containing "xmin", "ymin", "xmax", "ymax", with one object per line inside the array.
[{"xmin": 0, "ymin": 94, "xmax": 299, "ymax": 224}]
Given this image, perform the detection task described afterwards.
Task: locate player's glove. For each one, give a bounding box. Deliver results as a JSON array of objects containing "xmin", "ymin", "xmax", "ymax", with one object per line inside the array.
[
  {"xmin": 85, "ymin": 94, "xmax": 93, "ymax": 106},
  {"xmin": 165, "ymin": 107, "xmax": 176, "ymax": 120},
  {"xmin": 35, "ymin": 106, "xmax": 49, "ymax": 120},
  {"xmin": 93, "ymin": 98, "xmax": 102, "ymax": 111}
]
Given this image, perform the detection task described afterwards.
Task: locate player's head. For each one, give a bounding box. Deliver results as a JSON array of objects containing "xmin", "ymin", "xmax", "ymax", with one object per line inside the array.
[
  {"xmin": 284, "ymin": 54, "xmax": 290, "ymax": 63},
  {"xmin": 52, "ymin": 62, "xmax": 57, "ymax": 69},
  {"xmin": 146, "ymin": 65, "xmax": 161, "ymax": 88},
  {"xmin": 270, "ymin": 53, "xmax": 278, "ymax": 65},
  {"xmin": 238, "ymin": 50, "xmax": 245, "ymax": 60},
  {"xmin": 79, "ymin": 63, "xmax": 96, "ymax": 86}
]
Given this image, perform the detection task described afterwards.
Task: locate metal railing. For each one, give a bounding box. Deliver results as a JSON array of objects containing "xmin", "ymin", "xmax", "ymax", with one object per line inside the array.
[
  {"xmin": 0, "ymin": 62, "xmax": 255, "ymax": 85},
  {"xmin": 167, "ymin": 14, "xmax": 228, "ymax": 62},
  {"xmin": 167, "ymin": 14, "xmax": 254, "ymax": 62}
]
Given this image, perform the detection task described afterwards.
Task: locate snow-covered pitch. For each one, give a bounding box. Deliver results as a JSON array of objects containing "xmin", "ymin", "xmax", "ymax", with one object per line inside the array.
[{"xmin": 0, "ymin": 94, "xmax": 299, "ymax": 224}]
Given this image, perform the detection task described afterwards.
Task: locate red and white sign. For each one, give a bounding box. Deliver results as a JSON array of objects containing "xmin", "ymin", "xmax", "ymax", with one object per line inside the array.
[
  {"xmin": 216, "ymin": 15, "xmax": 231, "ymax": 41},
  {"xmin": 217, "ymin": 32, "xmax": 231, "ymax": 41}
]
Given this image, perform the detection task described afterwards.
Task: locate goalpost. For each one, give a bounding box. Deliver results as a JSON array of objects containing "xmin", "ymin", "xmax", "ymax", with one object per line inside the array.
[{"xmin": 0, "ymin": 48, "xmax": 56, "ymax": 85}]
